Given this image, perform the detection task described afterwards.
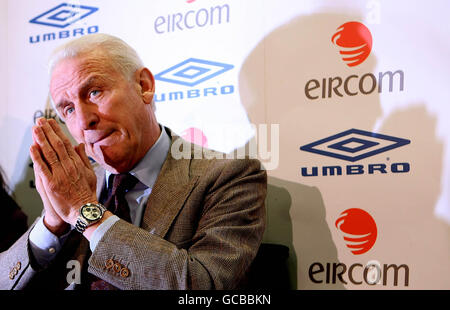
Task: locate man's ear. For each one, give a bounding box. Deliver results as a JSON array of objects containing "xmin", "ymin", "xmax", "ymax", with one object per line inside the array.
[{"xmin": 136, "ymin": 67, "xmax": 155, "ymax": 104}]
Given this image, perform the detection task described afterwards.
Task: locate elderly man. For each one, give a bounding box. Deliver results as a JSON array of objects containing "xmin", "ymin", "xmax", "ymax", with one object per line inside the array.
[{"xmin": 0, "ymin": 34, "xmax": 266, "ymax": 290}]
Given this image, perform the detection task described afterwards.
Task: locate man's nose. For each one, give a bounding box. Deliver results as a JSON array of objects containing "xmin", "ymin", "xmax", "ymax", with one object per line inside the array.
[{"xmin": 77, "ymin": 102, "xmax": 99, "ymax": 130}]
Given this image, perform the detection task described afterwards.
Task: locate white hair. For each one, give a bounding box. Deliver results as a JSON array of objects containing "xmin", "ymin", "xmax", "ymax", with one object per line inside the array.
[
  {"xmin": 48, "ymin": 33, "xmax": 144, "ymax": 80},
  {"xmin": 48, "ymin": 33, "xmax": 155, "ymax": 116}
]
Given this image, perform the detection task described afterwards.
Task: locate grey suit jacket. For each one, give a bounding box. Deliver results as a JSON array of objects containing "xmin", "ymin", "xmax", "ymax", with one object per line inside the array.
[{"xmin": 0, "ymin": 132, "xmax": 267, "ymax": 290}]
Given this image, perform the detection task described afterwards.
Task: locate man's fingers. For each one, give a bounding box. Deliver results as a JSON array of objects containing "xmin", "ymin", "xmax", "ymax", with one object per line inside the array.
[
  {"xmin": 75, "ymin": 143, "xmax": 91, "ymax": 169},
  {"xmin": 29, "ymin": 144, "xmax": 52, "ymax": 179},
  {"xmin": 47, "ymin": 118, "xmax": 87, "ymax": 174},
  {"xmin": 37, "ymin": 118, "xmax": 70, "ymax": 163},
  {"xmin": 37, "ymin": 118, "xmax": 82, "ymax": 180},
  {"xmin": 47, "ymin": 118, "xmax": 78, "ymax": 158},
  {"xmin": 32, "ymin": 125, "xmax": 60, "ymax": 169},
  {"xmin": 33, "ymin": 169, "xmax": 51, "ymax": 206}
]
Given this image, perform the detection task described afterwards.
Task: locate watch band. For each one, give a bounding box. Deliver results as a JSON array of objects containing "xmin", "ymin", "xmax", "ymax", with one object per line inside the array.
[{"xmin": 75, "ymin": 218, "xmax": 88, "ymax": 233}]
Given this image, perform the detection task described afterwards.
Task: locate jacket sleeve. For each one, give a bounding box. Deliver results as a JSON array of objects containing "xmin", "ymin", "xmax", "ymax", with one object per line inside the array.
[
  {"xmin": 0, "ymin": 218, "xmax": 39, "ymax": 290},
  {"xmin": 87, "ymin": 158, "xmax": 267, "ymax": 289}
]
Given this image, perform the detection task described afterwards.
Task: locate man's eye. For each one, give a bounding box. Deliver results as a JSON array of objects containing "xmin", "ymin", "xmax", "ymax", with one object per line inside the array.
[
  {"xmin": 90, "ymin": 90, "xmax": 101, "ymax": 98},
  {"xmin": 64, "ymin": 107, "xmax": 75, "ymax": 115}
]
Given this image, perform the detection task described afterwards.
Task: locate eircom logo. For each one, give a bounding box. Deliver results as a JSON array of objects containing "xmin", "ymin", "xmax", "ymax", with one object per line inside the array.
[
  {"xmin": 29, "ymin": 3, "xmax": 98, "ymax": 28},
  {"xmin": 181, "ymin": 127, "xmax": 208, "ymax": 148},
  {"xmin": 305, "ymin": 21, "xmax": 404, "ymax": 100},
  {"xmin": 335, "ymin": 208, "xmax": 377, "ymax": 255},
  {"xmin": 309, "ymin": 208, "xmax": 410, "ymax": 286},
  {"xmin": 331, "ymin": 21, "xmax": 373, "ymax": 67}
]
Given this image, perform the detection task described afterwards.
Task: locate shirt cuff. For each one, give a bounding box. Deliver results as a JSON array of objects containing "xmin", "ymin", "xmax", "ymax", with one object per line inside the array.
[
  {"xmin": 28, "ymin": 216, "xmax": 72, "ymax": 268},
  {"xmin": 89, "ymin": 215, "xmax": 120, "ymax": 252}
]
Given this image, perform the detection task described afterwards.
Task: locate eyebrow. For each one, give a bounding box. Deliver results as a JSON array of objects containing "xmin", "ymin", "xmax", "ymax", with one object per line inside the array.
[
  {"xmin": 55, "ymin": 99, "xmax": 69, "ymax": 112},
  {"xmin": 78, "ymin": 75, "xmax": 110, "ymax": 96},
  {"xmin": 54, "ymin": 74, "xmax": 112, "ymax": 111}
]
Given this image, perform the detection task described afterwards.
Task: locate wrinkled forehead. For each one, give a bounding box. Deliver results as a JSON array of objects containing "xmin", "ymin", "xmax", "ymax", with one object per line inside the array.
[
  {"xmin": 52, "ymin": 50, "xmax": 119, "ymax": 79},
  {"xmin": 51, "ymin": 52, "xmax": 120, "ymax": 89}
]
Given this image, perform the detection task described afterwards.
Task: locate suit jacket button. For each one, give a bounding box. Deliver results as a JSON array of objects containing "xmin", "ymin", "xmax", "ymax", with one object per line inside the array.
[
  {"xmin": 16, "ymin": 262, "xmax": 21, "ymax": 270},
  {"xmin": 9, "ymin": 267, "xmax": 17, "ymax": 279},
  {"xmin": 105, "ymin": 259, "xmax": 114, "ymax": 270},
  {"xmin": 113, "ymin": 262, "xmax": 122, "ymax": 273},
  {"xmin": 120, "ymin": 267, "xmax": 130, "ymax": 278}
]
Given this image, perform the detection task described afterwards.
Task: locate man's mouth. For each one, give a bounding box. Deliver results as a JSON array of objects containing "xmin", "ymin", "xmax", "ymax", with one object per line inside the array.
[{"xmin": 87, "ymin": 130, "xmax": 115, "ymax": 145}]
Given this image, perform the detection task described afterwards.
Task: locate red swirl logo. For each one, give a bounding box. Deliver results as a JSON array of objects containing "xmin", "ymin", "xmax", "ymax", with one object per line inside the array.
[
  {"xmin": 335, "ymin": 208, "xmax": 377, "ymax": 255},
  {"xmin": 181, "ymin": 127, "xmax": 208, "ymax": 148},
  {"xmin": 331, "ymin": 21, "xmax": 372, "ymax": 67}
]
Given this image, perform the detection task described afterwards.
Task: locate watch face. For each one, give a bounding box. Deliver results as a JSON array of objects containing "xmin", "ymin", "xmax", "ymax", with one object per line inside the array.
[{"xmin": 81, "ymin": 205, "xmax": 102, "ymax": 221}]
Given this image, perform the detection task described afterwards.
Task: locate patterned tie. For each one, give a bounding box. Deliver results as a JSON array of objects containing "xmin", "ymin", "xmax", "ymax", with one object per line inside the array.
[
  {"xmin": 103, "ymin": 173, "xmax": 139, "ymax": 223},
  {"xmin": 89, "ymin": 173, "xmax": 138, "ymax": 290}
]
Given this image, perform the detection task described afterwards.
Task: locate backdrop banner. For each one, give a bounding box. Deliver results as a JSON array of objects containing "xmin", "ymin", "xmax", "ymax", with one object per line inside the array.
[{"xmin": 1, "ymin": 0, "xmax": 449, "ymax": 289}]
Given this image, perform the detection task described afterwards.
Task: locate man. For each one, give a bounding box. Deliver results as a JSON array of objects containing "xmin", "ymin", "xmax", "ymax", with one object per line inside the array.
[{"xmin": 0, "ymin": 34, "xmax": 266, "ymax": 290}]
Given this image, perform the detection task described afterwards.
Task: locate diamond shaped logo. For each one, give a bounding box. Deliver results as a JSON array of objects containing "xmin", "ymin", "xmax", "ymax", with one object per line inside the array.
[
  {"xmin": 154, "ymin": 58, "xmax": 234, "ymax": 87},
  {"xmin": 328, "ymin": 137, "xmax": 379, "ymax": 154},
  {"xmin": 29, "ymin": 3, "xmax": 99, "ymax": 29},
  {"xmin": 300, "ymin": 129, "xmax": 410, "ymax": 162}
]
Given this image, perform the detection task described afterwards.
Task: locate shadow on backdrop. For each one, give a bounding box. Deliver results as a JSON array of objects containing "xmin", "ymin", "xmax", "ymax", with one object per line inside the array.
[
  {"xmin": 237, "ymin": 12, "xmax": 377, "ymax": 290},
  {"xmin": 265, "ymin": 176, "xmax": 343, "ymax": 289}
]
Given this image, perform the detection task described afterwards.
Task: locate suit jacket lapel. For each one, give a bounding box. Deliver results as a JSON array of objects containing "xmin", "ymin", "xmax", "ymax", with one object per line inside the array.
[{"xmin": 141, "ymin": 135, "xmax": 199, "ymax": 238}]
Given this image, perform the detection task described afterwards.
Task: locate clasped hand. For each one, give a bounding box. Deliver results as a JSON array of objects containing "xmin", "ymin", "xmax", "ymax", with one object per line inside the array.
[{"xmin": 30, "ymin": 118, "xmax": 97, "ymax": 235}]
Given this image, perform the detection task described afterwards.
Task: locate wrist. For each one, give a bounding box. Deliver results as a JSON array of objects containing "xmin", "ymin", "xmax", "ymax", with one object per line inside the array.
[
  {"xmin": 43, "ymin": 215, "xmax": 70, "ymax": 237},
  {"xmin": 82, "ymin": 210, "xmax": 113, "ymax": 241}
]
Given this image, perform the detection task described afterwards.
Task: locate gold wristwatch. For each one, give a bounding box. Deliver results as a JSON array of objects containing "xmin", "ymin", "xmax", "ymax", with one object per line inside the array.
[{"xmin": 75, "ymin": 202, "xmax": 106, "ymax": 233}]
